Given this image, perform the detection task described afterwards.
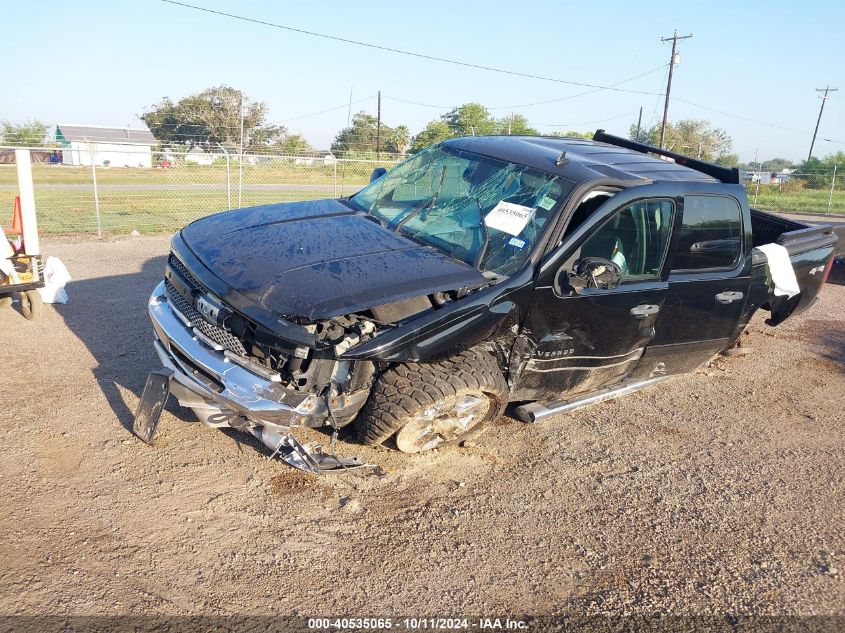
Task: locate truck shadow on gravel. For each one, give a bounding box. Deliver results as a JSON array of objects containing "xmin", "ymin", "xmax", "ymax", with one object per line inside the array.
[
  {"xmin": 55, "ymin": 254, "xmax": 196, "ymax": 433},
  {"xmin": 53, "ymin": 254, "xmax": 345, "ymax": 460}
]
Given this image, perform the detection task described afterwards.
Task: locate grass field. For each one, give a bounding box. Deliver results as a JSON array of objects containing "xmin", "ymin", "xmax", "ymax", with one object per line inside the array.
[
  {"xmin": 749, "ymin": 184, "xmax": 844, "ymax": 215},
  {"xmin": 0, "ymin": 164, "xmax": 841, "ymax": 235},
  {"xmin": 0, "ymin": 185, "xmax": 373, "ymax": 234},
  {"xmin": 0, "ymin": 160, "xmax": 395, "ymax": 186},
  {"xmin": 0, "ymin": 162, "xmax": 392, "ymax": 234}
]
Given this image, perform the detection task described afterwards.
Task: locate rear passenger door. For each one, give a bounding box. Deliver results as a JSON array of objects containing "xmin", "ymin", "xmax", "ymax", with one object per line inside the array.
[{"xmin": 631, "ymin": 191, "xmax": 750, "ymax": 378}]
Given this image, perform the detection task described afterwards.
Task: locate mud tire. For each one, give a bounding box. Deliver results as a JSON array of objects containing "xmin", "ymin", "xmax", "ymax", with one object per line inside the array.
[{"xmin": 353, "ymin": 348, "xmax": 508, "ymax": 451}]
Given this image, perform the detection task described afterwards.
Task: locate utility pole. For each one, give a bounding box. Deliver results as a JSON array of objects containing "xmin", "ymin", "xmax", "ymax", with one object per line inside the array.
[
  {"xmin": 808, "ymin": 86, "xmax": 838, "ymax": 162},
  {"xmin": 635, "ymin": 106, "xmax": 643, "ymax": 142},
  {"xmin": 659, "ymin": 29, "xmax": 693, "ymax": 148},
  {"xmin": 238, "ymin": 92, "xmax": 245, "ymax": 208},
  {"xmin": 376, "ymin": 90, "xmax": 382, "ymax": 157}
]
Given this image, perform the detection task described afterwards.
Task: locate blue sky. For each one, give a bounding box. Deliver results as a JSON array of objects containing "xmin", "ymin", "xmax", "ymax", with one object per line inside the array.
[{"xmin": 3, "ymin": 0, "xmax": 843, "ymax": 162}]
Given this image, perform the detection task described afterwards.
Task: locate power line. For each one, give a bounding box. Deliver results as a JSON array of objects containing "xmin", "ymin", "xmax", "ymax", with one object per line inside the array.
[
  {"xmin": 540, "ymin": 112, "xmax": 638, "ymax": 127},
  {"xmin": 155, "ymin": 2, "xmax": 843, "ymax": 154},
  {"xmin": 671, "ymin": 97, "xmax": 811, "ymax": 134},
  {"xmin": 671, "ymin": 97, "xmax": 845, "ymax": 148},
  {"xmin": 160, "ymin": 0, "xmax": 664, "ymax": 96},
  {"xmin": 650, "ymin": 63, "xmax": 671, "ymax": 127},
  {"xmin": 278, "ymin": 95, "xmax": 376, "ymax": 123},
  {"xmin": 383, "ymin": 64, "xmax": 668, "ymax": 111}
]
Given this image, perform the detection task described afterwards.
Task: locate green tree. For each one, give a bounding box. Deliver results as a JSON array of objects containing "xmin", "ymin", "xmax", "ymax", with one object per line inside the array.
[
  {"xmin": 1, "ymin": 120, "xmax": 48, "ymax": 146},
  {"xmin": 629, "ymin": 119, "xmax": 733, "ymax": 162},
  {"xmin": 550, "ymin": 130, "xmax": 594, "ymax": 140},
  {"xmin": 275, "ymin": 133, "xmax": 314, "ymax": 155},
  {"xmin": 715, "ymin": 153, "xmax": 740, "ymax": 167},
  {"xmin": 140, "ymin": 85, "xmax": 289, "ymax": 152},
  {"xmin": 442, "ymin": 103, "xmax": 496, "ymax": 136},
  {"xmin": 331, "ymin": 112, "xmax": 406, "ymax": 156},
  {"xmin": 410, "ymin": 120, "xmax": 453, "ymax": 152},
  {"xmin": 792, "ymin": 152, "xmax": 845, "ymax": 188},
  {"xmin": 496, "ymin": 114, "xmax": 538, "ymax": 135},
  {"xmin": 761, "ymin": 158, "xmax": 794, "ymax": 171},
  {"xmin": 627, "ymin": 124, "xmax": 649, "ymax": 144},
  {"xmin": 388, "ymin": 125, "xmax": 411, "ymax": 155}
]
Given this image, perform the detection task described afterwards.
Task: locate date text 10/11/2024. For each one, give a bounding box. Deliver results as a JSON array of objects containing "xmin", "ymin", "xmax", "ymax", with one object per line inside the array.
[{"xmin": 307, "ymin": 617, "xmax": 529, "ymax": 630}]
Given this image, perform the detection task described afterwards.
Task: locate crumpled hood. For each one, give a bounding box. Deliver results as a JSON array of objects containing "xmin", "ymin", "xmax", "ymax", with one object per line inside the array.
[{"xmin": 180, "ymin": 199, "xmax": 487, "ymax": 320}]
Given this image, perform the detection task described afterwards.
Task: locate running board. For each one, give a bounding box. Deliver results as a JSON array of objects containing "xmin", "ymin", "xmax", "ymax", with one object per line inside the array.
[{"xmin": 513, "ymin": 376, "xmax": 672, "ymax": 423}]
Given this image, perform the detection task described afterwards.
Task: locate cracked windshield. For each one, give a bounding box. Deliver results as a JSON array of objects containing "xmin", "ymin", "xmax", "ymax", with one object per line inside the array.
[{"xmin": 350, "ymin": 146, "xmax": 573, "ymax": 275}]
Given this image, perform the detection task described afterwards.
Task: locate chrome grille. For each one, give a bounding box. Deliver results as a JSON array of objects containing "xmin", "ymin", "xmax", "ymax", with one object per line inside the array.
[
  {"xmin": 165, "ymin": 279, "xmax": 248, "ymax": 356},
  {"xmin": 168, "ymin": 253, "xmax": 208, "ymax": 293}
]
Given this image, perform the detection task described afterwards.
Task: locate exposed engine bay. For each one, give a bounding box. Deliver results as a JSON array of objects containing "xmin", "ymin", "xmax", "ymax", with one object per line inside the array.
[
  {"xmin": 226, "ymin": 287, "xmax": 466, "ymax": 426},
  {"xmin": 142, "ymin": 247, "xmax": 490, "ymax": 474}
]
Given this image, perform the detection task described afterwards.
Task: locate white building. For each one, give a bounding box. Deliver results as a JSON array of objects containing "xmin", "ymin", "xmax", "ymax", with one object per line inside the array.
[
  {"xmin": 56, "ymin": 124, "xmax": 157, "ymax": 168},
  {"xmin": 185, "ymin": 146, "xmax": 214, "ymax": 166}
]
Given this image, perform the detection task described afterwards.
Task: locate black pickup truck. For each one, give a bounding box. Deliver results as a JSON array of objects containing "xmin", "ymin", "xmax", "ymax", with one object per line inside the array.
[{"xmin": 135, "ymin": 131, "xmax": 837, "ymax": 473}]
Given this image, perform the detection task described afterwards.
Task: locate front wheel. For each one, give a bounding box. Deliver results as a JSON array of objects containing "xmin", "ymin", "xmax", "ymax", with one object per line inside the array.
[{"xmin": 354, "ymin": 348, "xmax": 508, "ymax": 453}]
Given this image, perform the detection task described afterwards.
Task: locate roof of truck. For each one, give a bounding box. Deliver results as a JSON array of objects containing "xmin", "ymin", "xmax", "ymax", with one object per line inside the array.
[{"xmin": 445, "ymin": 135, "xmax": 719, "ymax": 185}]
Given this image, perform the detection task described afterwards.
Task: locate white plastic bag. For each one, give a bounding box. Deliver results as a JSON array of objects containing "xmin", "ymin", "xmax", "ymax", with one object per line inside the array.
[
  {"xmin": 753, "ymin": 243, "xmax": 800, "ymax": 299},
  {"xmin": 37, "ymin": 256, "xmax": 72, "ymax": 304}
]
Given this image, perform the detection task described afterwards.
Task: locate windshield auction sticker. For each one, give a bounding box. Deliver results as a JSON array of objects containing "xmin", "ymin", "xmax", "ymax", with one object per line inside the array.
[
  {"xmin": 485, "ymin": 201, "xmax": 535, "ymax": 236},
  {"xmin": 537, "ymin": 195, "xmax": 557, "ymax": 210}
]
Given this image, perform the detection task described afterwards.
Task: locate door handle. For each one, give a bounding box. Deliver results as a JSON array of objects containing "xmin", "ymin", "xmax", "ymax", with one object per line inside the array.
[
  {"xmin": 630, "ymin": 304, "xmax": 660, "ymax": 319},
  {"xmin": 715, "ymin": 291, "xmax": 744, "ymax": 305}
]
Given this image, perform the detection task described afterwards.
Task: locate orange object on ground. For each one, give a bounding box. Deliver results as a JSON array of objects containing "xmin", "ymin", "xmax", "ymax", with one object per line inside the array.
[{"xmin": 11, "ymin": 196, "xmax": 23, "ymax": 234}]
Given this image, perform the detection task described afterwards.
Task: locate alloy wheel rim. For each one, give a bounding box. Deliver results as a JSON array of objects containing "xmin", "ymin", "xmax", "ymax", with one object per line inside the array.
[{"xmin": 395, "ymin": 392, "xmax": 492, "ymax": 453}]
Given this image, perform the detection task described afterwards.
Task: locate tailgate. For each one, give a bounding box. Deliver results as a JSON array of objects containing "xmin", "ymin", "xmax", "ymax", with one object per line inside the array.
[{"xmin": 751, "ymin": 223, "xmax": 837, "ymax": 325}]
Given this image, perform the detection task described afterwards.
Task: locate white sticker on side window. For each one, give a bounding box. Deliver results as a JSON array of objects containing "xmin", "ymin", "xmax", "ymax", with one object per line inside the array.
[{"xmin": 485, "ymin": 201, "xmax": 535, "ymax": 236}]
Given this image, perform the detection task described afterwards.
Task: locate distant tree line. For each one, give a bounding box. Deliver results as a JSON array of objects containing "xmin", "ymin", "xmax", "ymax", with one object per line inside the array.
[
  {"xmin": 4, "ymin": 85, "xmax": 841, "ymax": 184},
  {"xmin": 1, "ymin": 120, "xmax": 48, "ymax": 146},
  {"xmin": 629, "ymin": 119, "xmax": 737, "ymax": 165}
]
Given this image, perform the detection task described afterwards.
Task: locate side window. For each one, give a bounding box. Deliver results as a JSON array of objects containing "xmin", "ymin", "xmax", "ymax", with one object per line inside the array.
[
  {"xmin": 567, "ymin": 199, "xmax": 674, "ymax": 282},
  {"xmin": 672, "ymin": 196, "xmax": 742, "ymax": 271}
]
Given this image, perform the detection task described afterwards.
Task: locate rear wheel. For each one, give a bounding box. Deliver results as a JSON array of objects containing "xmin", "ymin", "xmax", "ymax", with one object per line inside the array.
[
  {"xmin": 20, "ymin": 290, "xmax": 44, "ymax": 320},
  {"xmin": 354, "ymin": 348, "xmax": 508, "ymax": 453}
]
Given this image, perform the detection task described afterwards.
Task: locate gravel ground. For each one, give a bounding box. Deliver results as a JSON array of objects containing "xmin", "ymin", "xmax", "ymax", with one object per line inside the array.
[{"xmin": 0, "ymin": 236, "xmax": 842, "ymax": 625}]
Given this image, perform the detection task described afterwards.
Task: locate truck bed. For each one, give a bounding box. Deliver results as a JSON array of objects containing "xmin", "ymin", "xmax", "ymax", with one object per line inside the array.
[
  {"xmin": 751, "ymin": 208, "xmax": 837, "ymax": 260},
  {"xmin": 749, "ymin": 208, "xmax": 837, "ymax": 325}
]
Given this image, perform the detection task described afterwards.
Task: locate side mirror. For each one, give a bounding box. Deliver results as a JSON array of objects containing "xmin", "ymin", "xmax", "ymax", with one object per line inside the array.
[
  {"xmin": 370, "ymin": 167, "xmax": 387, "ymax": 183},
  {"xmin": 571, "ymin": 257, "xmax": 622, "ymax": 291}
]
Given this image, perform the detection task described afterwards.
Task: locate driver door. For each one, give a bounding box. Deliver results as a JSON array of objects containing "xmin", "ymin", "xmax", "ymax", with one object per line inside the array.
[{"xmin": 510, "ymin": 195, "xmax": 676, "ymax": 402}]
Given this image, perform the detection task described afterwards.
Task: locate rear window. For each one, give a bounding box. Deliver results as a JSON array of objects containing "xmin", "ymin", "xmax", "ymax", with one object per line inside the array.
[{"xmin": 672, "ymin": 196, "xmax": 742, "ymax": 271}]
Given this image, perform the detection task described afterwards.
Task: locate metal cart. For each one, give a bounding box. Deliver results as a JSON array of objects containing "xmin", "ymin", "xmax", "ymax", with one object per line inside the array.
[{"xmin": 0, "ymin": 253, "xmax": 44, "ymax": 320}]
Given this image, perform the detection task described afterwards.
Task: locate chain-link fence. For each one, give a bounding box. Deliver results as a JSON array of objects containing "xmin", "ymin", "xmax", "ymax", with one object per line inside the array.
[
  {"xmin": 745, "ymin": 169, "xmax": 843, "ymax": 216},
  {"xmin": 1, "ymin": 144, "xmax": 843, "ymax": 236},
  {"xmin": 0, "ymin": 145, "xmax": 399, "ymax": 235}
]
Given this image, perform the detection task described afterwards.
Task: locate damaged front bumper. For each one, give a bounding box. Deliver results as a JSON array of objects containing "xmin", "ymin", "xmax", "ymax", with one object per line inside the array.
[
  {"xmin": 148, "ymin": 281, "xmax": 324, "ymax": 428},
  {"xmin": 137, "ymin": 282, "xmax": 369, "ymax": 474}
]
